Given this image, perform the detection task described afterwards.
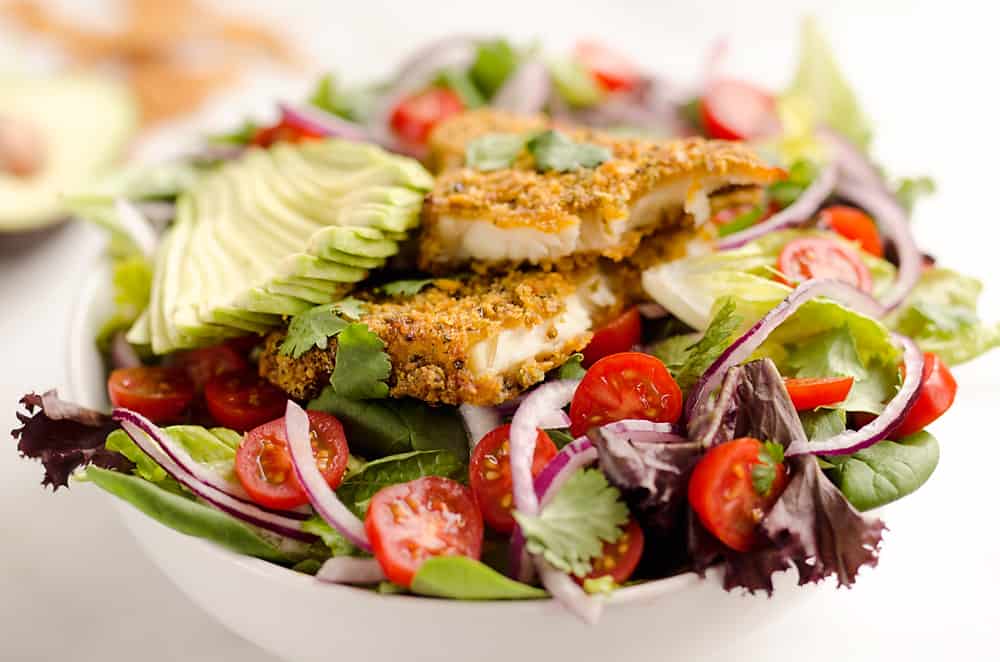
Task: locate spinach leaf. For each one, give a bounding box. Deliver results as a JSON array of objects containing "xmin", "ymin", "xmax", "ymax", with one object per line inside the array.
[
  {"xmin": 410, "ymin": 556, "xmax": 547, "ymax": 600},
  {"xmin": 86, "ymin": 467, "xmax": 291, "ymax": 562},
  {"xmin": 470, "ymin": 39, "xmax": 519, "ymax": 98},
  {"xmin": 799, "ymin": 408, "xmax": 847, "ymax": 441},
  {"xmin": 526, "ymin": 130, "xmax": 611, "ymax": 172},
  {"xmin": 824, "ymin": 431, "xmax": 940, "ymax": 511},
  {"xmin": 308, "ymin": 388, "xmax": 468, "ymax": 460},
  {"xmin": 337, "ymin": 450, "xmax": 465, "ymax": 516}
]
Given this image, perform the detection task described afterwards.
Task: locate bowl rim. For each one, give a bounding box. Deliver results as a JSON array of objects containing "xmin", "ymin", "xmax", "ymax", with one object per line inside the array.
[{"xmin": 66, "ymin": 253, "xmax": 719, "ymax": 608}]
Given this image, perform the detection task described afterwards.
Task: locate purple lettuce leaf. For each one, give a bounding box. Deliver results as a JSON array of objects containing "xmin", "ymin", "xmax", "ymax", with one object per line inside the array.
[{"xmin": 12, "ymin": 391, "xmax": 131, "ymax": 489}]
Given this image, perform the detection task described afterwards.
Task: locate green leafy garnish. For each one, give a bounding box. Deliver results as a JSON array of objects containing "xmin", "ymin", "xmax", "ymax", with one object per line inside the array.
[
  {"xmin": 435, "ymin": 69, "xmax": 485, "ymax": 109},
  {"xmin": 654, "ymin": 298, "xmax": 741, "ymax": 392},
  {"xmin": 465, "ymin": 133, "xmax": 528, "ymax": 171},
  {"xmin": 526, "ymin": 130, "xmax": 611, "ymax": 173},
  {"xmin": 279, "ymin": 298, "xmax": 367, "ymax": 359},
  {"xmin": 547, "ymin": 57, "xmax": 603, "ymax": 108},
  {"xmin": 514, "ymin": 468, "xmax": 629, "ymax": 577},
  {"xmin": 544, "ymin": 429, "xmax": 575, "ymax": 449},
  {"xmin": 717, "ymin": 205, "xmax": 764, "ymax": 237},
  {"xmin": 96, "ymin": 255, "xmax": 153, "ymax": 352},
  {"xmin": 337, "ymin": 450, "xmax": 464, "ymax": 517},
  {"xmin": 308, "ymin": 73, "xmax": 379, "ymax": 122},
  {"xmin": 411, "ymin": 556, "xmax": 547, "ymax": 600},
  {"xmin": 301, "ymin": 516, "xmax": 362, "ymax": 557},
  {"xmin": 557, "ymin": 353, "xmax": 586, "ymax": 380},
  {"xmin": 895, "ymin": 176, "xmax": 936, "ymax": 215},
  {"xmin": 330, "ymin": 322, "xmax": 391, "ymax": 399},
  {"xmin": 209, "ymin": 119, "xmax": 259, "ymax": 146},
  {"xmin": 767, "ymin": 159, "xmax": 818, "ymax": 208},
  {"xmin": 379, "ymin": 278, "xmax": 436, "ymax": 297},
  {"xmin": 825, "ymin": 431, "xmax": 939, "ymax": 511},
  {"xmin": 751, "ymin": 441, "xmax": 785, "ymax": 495},
  {"xmin": 800, "ymin": 408, "xmax": 847, "ymax": 441},
  {"xmin": 470, "ymin": 39, "xmax": 519, "ymax": 98}
]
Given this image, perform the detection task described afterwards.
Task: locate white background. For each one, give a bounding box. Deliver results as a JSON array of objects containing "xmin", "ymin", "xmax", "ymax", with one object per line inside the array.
[{"xmin": 1, "ymin": 1, "xmax": 998, "ymax": 660}]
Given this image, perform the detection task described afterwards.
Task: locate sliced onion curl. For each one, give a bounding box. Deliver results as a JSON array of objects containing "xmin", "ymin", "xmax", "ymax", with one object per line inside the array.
[
  {"xmin": 637, "ymin": 302, "xmax": 669, "ymax": 319},
  {"xmin": 786, "ymin": 334, "xmax": 924, "ymax": 457},
  {"xmin": 598, "ymin": 419, "xmax": 684, "ymax": 444},
  {"xmin": 316, "ymin": 557, "xmax": 386, "ymax": 585},
  {"xmin": 284, "ymin": 401, "xmax": 371, "ymax": 551},
  {"xmin": 537, "ymin": 558, "xmax": 603, "ymax": 625},
  {"xmin": 685, "ymin": 279, "xmax": 886, "ymax": 421},
  {"xmin": 459, "ymin": 404, "xmax": 503, "ymax": 449},
  {"xmin": 715, "ymin": 163, "xmax": 837, "ymax": 250},
  {"xmin": 279, "ymin": 103, "xmax": 372, "ymax": 143},
  {"xmin": 109, "ymin": 332, "xmax": 141, "ymax": 370},
  {"xmin": 492, "ymin": 60, "xmax": 551, "ymax": 115},
  {"xmin": 113, "ymin": 409, "xmax": 313, "ymax": 541}
]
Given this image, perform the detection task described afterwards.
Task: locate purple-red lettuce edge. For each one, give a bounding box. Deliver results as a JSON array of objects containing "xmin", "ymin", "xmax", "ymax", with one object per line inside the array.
[{"xmin": 11, "ymin": 390, "xmax": 131, "ymax": 489}]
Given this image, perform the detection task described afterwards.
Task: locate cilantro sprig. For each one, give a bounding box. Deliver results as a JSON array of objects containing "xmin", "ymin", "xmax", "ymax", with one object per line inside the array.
[
  {"xmin": 279, "ymin": 298, "xmax": 366, "ymax": 359},
  {"xmin": 465, "ymin": 129, "xmax": 611, "ymax": 173},
  {"xmin": 751, "ymin": 441, "xmax": 786, "ymax": 496}
]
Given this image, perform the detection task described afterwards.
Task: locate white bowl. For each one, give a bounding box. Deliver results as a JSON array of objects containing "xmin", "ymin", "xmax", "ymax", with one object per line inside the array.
[{"xmin": 67, "ymin": 260, "xmax": 815, "ymax": 662}]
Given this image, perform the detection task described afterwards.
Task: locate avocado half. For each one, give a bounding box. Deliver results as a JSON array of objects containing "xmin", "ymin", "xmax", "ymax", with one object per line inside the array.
[{"xmin": 0, "ymin": 74, "xmax": 137, "ymax": 231}]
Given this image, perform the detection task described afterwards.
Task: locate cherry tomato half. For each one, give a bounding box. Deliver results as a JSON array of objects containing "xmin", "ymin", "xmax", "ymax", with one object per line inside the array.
[
  {"xmin": 252, "ymin": 118, "xmax": 327, "ymax": 148},
  {"xmin": 469, "ymin": 424, "xmax": 558, "ymax": 533},
  {"xmin": 701, "ymin": 79, "xmax": 780, "ymax": 141},
  {"xmin": 777, "ymin": 237, "xmax": 873, "ymax": 293},
  {"xmin": 784, "ymin": 376, "xmax": 855, "ymax": 411},
  {"xmin": 582, "ymin": 307, "xmax": 642, "ymax": 368},
  {"xmin": 389, "ymin": 88, "xmax": 464, "ymax": 147},
  {"xmin": 366, "ymin": 476, "xmax": 484, "ymax": 587},
  {"xmin": 574, "ymin": 40, "xmax": 641, "ymax": 93},
  {"xmin": 819, "ymin": 205, "xmax": 883, "ymax": 258},
  {"xmin": 688, "ymin": 437, "xmax": 789, "ymax": 552},
  {"xmin": 204, "ymin": 371, "xmax": 288, "ymax": 432},
  {"xmin": 234, "ymin": 411, "xmax": 350, "ymax": 510},
  {"xmin": 172, "ymin": 344, "xmax": 248, "ymax": 391},
  {"xmin": 574, "ymin": 518, "xmax": 644, "ymax": 586},
  {"xmin": 107, "ymin": 366, "xmax": 194, "ymax": 424},
  {"xmin": 894, "ymin": 352, "xmax": 957, "ymax": 438},
  {"xmin": 569, "ymin": 352, "xmax": 683, "ymax": 437}
]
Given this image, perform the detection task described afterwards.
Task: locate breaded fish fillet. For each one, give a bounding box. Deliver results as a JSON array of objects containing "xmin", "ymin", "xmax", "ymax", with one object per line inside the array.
[
  {"xmin": 418, "ymin": 111, "xmax": 783, "ymax": 273},
  {"xmin": 259, "ymin": 268, "xmax": 623, "ymax": 406}
]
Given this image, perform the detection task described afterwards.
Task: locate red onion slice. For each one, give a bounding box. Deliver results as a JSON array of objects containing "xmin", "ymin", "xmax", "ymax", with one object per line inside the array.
[
  {"xmin": 459, "ymin": 404, "xmax": 502, "ymax": 449},
  {"xmin": 786, "ymin": 334, "xmax": 923, "ymax": 457},
  {"xmin": 492, "ymin": 60, "xmax": 551, "ymax": 115},
  {"xmin": 285, "ymin": 401, "xmax": 371, "ymax": 552},
  {"xmin": 279, "ymin": 103, "xmax": 371, "ymax": 143},
  {"xmin": 598, "ymin": 420, "xmax": 684, "ymax": 444},
  {"xmin": 509, "ymin": 380, "xmax": 580, "ymax": 517},
  {"xmin": 113, "ymin": 411, "xmax": 313, "ymax": 541},
  {"xmin": 316, "ymin": 557, "xmax": 386, "ymax": 585},
  {"xmin": 536, "ymin": 558, "xmax": 603, "ymax": 625},
  {"xmin": 538, "ymin": 410, "xmax": 571, "ymax": 430},
  {"xmin": 715, "ymin": 164, "xmax": 837, "ymax": 250},
  {"xmin": 685, "ymin": 279, "xmax": 887, "ymax": 421}
]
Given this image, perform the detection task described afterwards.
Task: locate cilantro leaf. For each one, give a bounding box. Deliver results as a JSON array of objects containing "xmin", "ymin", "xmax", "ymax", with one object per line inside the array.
[
  {"xmin": 513, "ymin": 468, "xmax": 629, "ymax": 577},
  {"xmin": 279, "ymin": 298, "xmax": 367, "ymax": 359},
  {"xmin": 895, "ymin": 176, "xmax": 936, "ymax": 215},
  {"xmin": 380, "ymin": 278, "xmax": 436, "ymax": 297},
  {"xmin": 751, "ymin": 441, "xmax": 785, "ymax": 495},
  {"xmin": 654, "ymin": 298, "xmax": 741, "ymax": 392},
  {"xmin": 331, "ymin": 323, "xmax": 391, "ymax": 399},
  {"xmin": 465, "ymin": 133, "xmax": 528, "ymax": 171},
  {"xmin": 557, "ymin": 353, "xmax": 586, "ymax": 380},
  {"xmin": 526, "ymin": 130, "xmax": 611, "ymax": 173}
]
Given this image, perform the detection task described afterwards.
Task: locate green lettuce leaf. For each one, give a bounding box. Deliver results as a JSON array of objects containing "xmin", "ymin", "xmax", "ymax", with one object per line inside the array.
[
  {"xmin": 800, "ymin": 408, "xmax": 847, "ymax": 441},
  {"xmin": 95, "ymin": 255, "xmax": 152, "ymax": 351},
  {"xmin": 435, "ymin": 69, "xmax": 485, "ymax": 109},
  {"xmin": 300, "ymin": 516, "xmax": 361, "ymax": 557},
  {"xmin": 411, "ymin": 556, "xmax": 547, "ymax": 600},
  {"xmin": 336, "ymin": 450, "xmax": 465, "ymax": 516},
  {"xmin": 547, "ymin": 57, "xmax": 603, "ymax": 108},
  {"xmin": 514, "ymin": 468, "xmax": 628, "ymax": 577},
  {"xmin": 330, "ymin": 323, "xmax": 392, "ymax": 399},
  {"xmin": 470, "ymin": 39, "xmax": 519, "ymax": 98},
  {"xmin": 895, "ymin": 176, "xmax": 936, "ymax": 214}
]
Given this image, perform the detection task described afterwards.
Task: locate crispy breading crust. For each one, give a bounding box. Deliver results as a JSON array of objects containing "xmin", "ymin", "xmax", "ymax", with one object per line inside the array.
[
  {"xmin": 419, "ymin": 111, "xmax": 783, "ymax": 273},
  {"xmin": 259, "ymin": 269, "xmax": 619, "ymax": 406}
]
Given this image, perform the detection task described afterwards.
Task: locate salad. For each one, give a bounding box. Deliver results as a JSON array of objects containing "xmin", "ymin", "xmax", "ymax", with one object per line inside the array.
[{"xmin": 12, "ymin": 20, "xmax": 998, "ymax": 624}]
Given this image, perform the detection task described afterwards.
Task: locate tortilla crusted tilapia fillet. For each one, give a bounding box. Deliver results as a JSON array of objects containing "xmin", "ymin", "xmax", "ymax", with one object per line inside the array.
[
  {"xmin": 418, "ymin": 110, "xmax": 784, "ymax": 274},
  {"xmin": 258, "ymin": 267, "xmax": 624, "ymax": 406}
]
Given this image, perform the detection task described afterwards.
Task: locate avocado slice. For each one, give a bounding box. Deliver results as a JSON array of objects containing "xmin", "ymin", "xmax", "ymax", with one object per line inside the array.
[{"xmin": 0, "ymin": 74, "xmax": 137, "ymax": 231}]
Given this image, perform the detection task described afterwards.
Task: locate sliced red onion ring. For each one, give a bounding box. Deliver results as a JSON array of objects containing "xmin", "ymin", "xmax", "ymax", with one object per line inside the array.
[
  {"xmin": 284, "ymin": 401, "xmax": 371, "ymax": 551},
  {"xmin": 113, "ymin": 411, "xmax": 313, "ymax": 541},
  {"xmin": 459, "ymin": 404, "xmax": 502, "ymax": 449},
  {"xmin": 715, "ymin": 164, "xmax": 837, "ymax": 250},
  {"xmin": 509, "ymin": 379, "xmax": 580, "ymax": 517},
  {"xmin": 279, "ymin": 103, "xmax": 371, "ymax": 143},
  {"xmin": 538, "ymin": 410, "xmax": 571, "ymax": 430},
  {"xmin": 112, "ymin": 408, "xmax": 307, "ymax": 520},
  {"xmin": 598, "ymin": 420, "xmax": 684, "ymax": 444},
  {"xmin": 685, "ymin": 279, "xmax": 887, "ymax": 421},
  {"xmin": 537, "ymin": 558, "xmax": 603, "ymax": 625},
  {"xmin": 316, "ymin": 557, "xmax": 386, "ymax": 585},
  {"xmin": 786, "ymin": 334, "xmax": 923, "ymax": 457},
  {"xmin": 109, "ymin": 332, "xmax": 141, "ymax": 369},
  {"xmin": 637, "ymin": 302, "xmax": 669, "ymax": 319},
  {"xmin": 492, "ymin": 60, "xmax": 551, "ymax": 115},
  {"xmin": 835, "ymin": 179, "xmax": 920, "ymax": 311},
  {"xmin": 818, "ymin": 128, "xmax": 884, "ymax": 190},
  {"xmin": 114, "ymin": 198, "xmax": 158, "ymax": 258}
]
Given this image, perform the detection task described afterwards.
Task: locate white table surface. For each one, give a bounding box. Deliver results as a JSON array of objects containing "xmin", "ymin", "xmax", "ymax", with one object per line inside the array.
[{"xmin": 2, "ymin": 1, "xmax": 998, "ymax": 660}]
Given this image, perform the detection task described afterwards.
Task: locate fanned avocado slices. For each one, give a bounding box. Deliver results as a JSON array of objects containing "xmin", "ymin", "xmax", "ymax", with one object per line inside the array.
[{"xmin": 141, "ymin": 139, "xmax": 433, "ymax": 354}]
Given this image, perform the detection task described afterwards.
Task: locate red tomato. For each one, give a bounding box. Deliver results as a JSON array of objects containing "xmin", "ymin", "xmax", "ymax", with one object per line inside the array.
[
  {"xmin": 894, "ymin": 352, "xmax": 957, "ymax": 437},
  {"xmin": 569, "ymin": 352, "xmax": 683, "ymax": 437},
  {"xmin": 173, "ymin": 344, "xmax": 248, "ymax": 391},
  {"xmin": 251, "ymin": 118, "xmax": 326, "ymax": 148},
  {"xmin": 582, "ymin": 307, "xmax": 642, "ymax": 367},
  {"xmin": 107, "ymin": 366, "xmax": 194, "ymax": 423},
  {"xmin": 574, "ymin": 40, "xmax": 641, "ymax": 93},
  {"xmin": 365, "ymin": 476, "xmax": 484, "ymax": 587},
  {"xmin": 701, "ymin": 79, "xmax": 780, "ymax": 141},
  {"xmin": 469, "ymin": 424, "xmax": 558, "ymax": 533},
  {"xmin": 234, "ymin": 411, "xmax": 350, "ymax": 510},
  {"xmin": 204, "ymin": 371, "xmax": 288, "ymax": 432},
  {"xmin": 777, "ymin": 237, "xmax": 873, "ymax": 293},
  {"xmin": 783, "ymin": 376, "xmax": 855, "ymax": 411},
  {"xmin": 574, "ymin": 518, "xmax": 644, "ymax": 586},
  {"xmin": 688, "ymin": 437, "xmax": 789, "ymax": 552},
  {"xmin": 389, "ymin": 88, "xmax": 464, "ymax": 147},
  {"xmin": 819, "ymin": 206, "xmax": 883, "ymax": 257}
]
